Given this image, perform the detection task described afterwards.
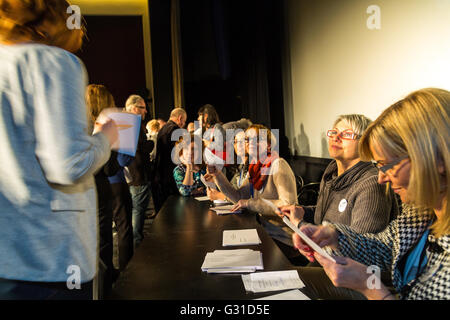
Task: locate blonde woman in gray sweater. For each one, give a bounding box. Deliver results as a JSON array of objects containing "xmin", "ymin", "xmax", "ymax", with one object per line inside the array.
[
  {"xmin": 281, "ymin": 114, "xmax": 398, "ymax": 235},
  {"xmin": 206, "ymin": 125, "xmax": 298, "ymax": 247}
]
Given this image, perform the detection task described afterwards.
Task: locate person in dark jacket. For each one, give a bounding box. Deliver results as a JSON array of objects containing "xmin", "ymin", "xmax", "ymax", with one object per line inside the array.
[
  {"xmin": 152, "ymin": 108, "xmax": 187, "ymax": 213},
  {"xmin": 124, "ymin": 95, "xmax": 154, "ymax": 248}
]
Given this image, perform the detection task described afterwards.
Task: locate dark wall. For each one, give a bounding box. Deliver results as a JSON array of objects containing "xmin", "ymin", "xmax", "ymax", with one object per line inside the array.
[
  {"xmin": 179, "ymin": 0, "xmax": 286, "ymax": 131},
  {"xmin": 288, "ymin": 156, "xmax": 332, "ymax": 185},
  {"xmin": 76, "ymin": 15, "xmax": 147, "ymax": 109},
  {"xmin": 149, "ymin": 0, "xmax": 174, "ymax": 121}
]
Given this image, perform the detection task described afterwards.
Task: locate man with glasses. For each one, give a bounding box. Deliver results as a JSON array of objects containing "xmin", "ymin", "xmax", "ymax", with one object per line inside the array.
[{"xmin": 125, "ymin": 95, "xmax": 154, "ymax": 248}]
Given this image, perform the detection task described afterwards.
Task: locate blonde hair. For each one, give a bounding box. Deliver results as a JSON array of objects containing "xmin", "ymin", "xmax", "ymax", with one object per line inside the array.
[
  {"xmin": 333, "ymin": 114, "xmax": 372, "ymax": 137},
  {"xmin": 0, "ymin": 0, "xmax": 85, "ymax": 53},
  {"xmin": 359, "ymin": 88, "xmax": 449, "ymax": 237},
  {"xmin": 85, "ymin": 84, "xmax": 116, "ymax": 123},
  {"xmin": 146, "ymin": 119, "xmax": 160, "ymax": 133},
  {"xmin": 125, "ymin": 95, "xmax": 144, "ymax": 112}
]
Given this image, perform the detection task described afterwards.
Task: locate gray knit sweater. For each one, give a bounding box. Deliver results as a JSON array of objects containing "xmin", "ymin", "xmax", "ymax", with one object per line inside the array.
[{"xmin": 303, "ymin": 160, "xmax": 398, "ymax": 233}]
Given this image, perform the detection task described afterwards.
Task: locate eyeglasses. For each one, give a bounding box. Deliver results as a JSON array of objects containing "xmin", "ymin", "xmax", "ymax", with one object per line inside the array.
[
  {"xmin": 244, "ymin": 137, "xmax": 258, "ymax": 144},
  {"xmin": 371, "ymin": 155, "xmax": 409, "ymax": 174},
  {"xmin": 326, "ymin": 129, "xmax": 360, "ymax": 140}
]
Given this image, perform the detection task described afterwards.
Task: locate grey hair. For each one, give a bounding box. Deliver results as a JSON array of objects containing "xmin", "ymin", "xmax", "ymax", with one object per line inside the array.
[
  {"xmin": 125, "ymin": 95, "xmax": 145, "ymax": 112},
  {"xmin": 333, "ymin": 114, "xmax": 372, "ymax": 137},
  {"xmin": 170, "ymin": 107, "xmax": 187, "ymax": 119}
]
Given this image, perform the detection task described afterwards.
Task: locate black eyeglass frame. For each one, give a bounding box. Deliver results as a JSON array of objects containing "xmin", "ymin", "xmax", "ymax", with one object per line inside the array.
[{"xmin": 371, "ymin": 155, "xmax": 409, "ymax": 174}]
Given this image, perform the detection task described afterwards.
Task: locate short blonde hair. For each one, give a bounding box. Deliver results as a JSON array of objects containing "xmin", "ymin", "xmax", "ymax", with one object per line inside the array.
[
  {"xmin": 0, "ymin": 0, "xmax": 85, "ymax": 53},
  {"xmin": 125, "ymin": 95, "xmax": 145, "ymax": 112},
  {"xmin": 146, "ymin": 119, "xmax": 160, "ymax": 133},
  {"xmin": 359, "ymin": 88, "xmax": 450, "ymax": 237},
  {"xmin": 333, "ymin": 114, "xmax": 372, "ymax": 137}
]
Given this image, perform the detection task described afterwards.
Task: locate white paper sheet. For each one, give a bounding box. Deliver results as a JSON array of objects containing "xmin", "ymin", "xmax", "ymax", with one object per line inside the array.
[
  {"xmin": 241, "ymin": 270, "xmax": 305, "ymax": 293},
  {"xmin": 204, "ymin": 148, "xmax": 225, "ymax": 171},
  {"xmin": 201, "ymin": 249, "xmax": 263, "ymax": 272},
  {"xmin": 195, "ymin": 196, "xmax": 210, "ymax": 202},
  {"xmin": 223, "ymin": 229, "xmax": 261, "ymax": 246},
  {"xmin": 255, "ymin": 289, "xmax": 310, "ymax": 300},
  {"xmin": 282, "ymin": 216, "xmax": 336, "ymax": 263},
  {"xmin": 201, "ymin": 174, "xmax": 218, "ymax": 190},
  {"xmin": 210, "ymin": 204, "xmax": 241, "ymax": 215},
  {"xmin": 213, "ymin": 199, "xmax": 231, "ymax": 205},
  {"xmin": 96, "ymin": 110, "xmax": 141, "ymax": 157}
]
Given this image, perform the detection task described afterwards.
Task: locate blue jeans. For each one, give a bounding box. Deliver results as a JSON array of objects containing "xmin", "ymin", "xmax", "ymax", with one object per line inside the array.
[{"xmin": 129, "ymin": 183, "xmax": 151, "ymax": 248}]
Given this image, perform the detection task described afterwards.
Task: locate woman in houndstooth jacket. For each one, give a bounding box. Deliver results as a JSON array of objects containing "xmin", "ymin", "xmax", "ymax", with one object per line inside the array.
[{"xmin": 292, "ymin": 88, "xmax": 449, "ymax": 300}]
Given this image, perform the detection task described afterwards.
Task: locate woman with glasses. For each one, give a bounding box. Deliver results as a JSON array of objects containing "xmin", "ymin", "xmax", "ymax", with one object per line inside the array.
[
  {"xmin": 292, "ymin": 88, "xmax": 449, "ymax": 299},
  {"xmin": 206, "ymin": 125, "xmax": 298, "ymax": 251},
  {"xmin": 206, "ymin": 130, "xmax": 249, "ymax": 201},
  {"xmin": 281, "ymin": 114, "xmax": 398, "ymax": 238}
]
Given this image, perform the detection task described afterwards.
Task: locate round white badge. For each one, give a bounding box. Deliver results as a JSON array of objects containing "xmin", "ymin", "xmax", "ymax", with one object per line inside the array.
[{"xmin": 338, "ymin": 199, "xmax": 348, "ymax": 213}]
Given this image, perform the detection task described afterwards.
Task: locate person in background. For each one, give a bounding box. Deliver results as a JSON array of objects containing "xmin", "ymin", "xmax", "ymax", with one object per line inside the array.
[
  {"xmin": 86, "ymin": 85, "xmax": 134, "ymax": 277},
  {"xmin": 86, "ymin": 84, "xmax": 125, "ymax": 296},
  {"xmin": 207, "ymin": 125, "xmax": 298, "ymax": 253},
  {"xmin": 197, "ymin": 104, "xmax": 226, "ymax": 152},
  {"xmin": 207, "ymin": 130, "xmax": 249, "ymax": 201},
  {"xmin": 173, "ymin": 134, "xmax": 207, "ymax": 197},
  {"xmin": 152, "ymin": 108, "xmax": 187, "ymax": 213},
  {"xmin": 146, "ymin": 119, "xmax": 160, "ymax": 162},
  {"xmin": 0, "ymin": 0, "xmax": 117, "ymax": 299},
  {"xmin": 157, "ymin": 118, "xmax": 167, "ymax": 129},
  {"xmin": 281, "ymin": 114, "xmax": 398, "ymax": 235},
  {"xmin": 293, "ymin": 88, "xmax": 449, "ymax": 300},
  {"xmin": 222, "ymin": 118, "xmax": 253, "ymax": 131},
  {"xmin": 187, "ymin": 122, "xmax": 195, "ymax": 134},
  {"xmin": 124, "ymin": 95, "xmax": 154, "ymax": 248}
]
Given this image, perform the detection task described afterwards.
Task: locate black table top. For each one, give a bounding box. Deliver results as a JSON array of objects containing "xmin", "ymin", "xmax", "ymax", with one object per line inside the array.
[{"xmin": 108, "ymin": 196, "xmax": 306, "ymax": 300}]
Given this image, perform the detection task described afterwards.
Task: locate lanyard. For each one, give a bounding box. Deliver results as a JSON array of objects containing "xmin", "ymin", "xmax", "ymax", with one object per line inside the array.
[{"xmin": 402, "ymin": 229, "xmax": 430, "ymax": 288}]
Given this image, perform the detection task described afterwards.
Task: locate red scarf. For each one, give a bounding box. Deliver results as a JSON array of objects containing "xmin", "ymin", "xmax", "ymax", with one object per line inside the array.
[{"xmin": 249, "ymin": 151, "xmax": 279, "ymax": 191}]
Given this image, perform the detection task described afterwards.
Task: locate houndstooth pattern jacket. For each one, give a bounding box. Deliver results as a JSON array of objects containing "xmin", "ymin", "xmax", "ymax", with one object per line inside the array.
[{"xmin": 331, "ymin": 204, "xmax": 450, "ymax": 300}]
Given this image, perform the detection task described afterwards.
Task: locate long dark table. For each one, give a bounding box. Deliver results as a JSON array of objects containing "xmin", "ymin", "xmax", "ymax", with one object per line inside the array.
[{"xmin": 108, "ymin": 195, "xmax": 310, "ymax": 300}]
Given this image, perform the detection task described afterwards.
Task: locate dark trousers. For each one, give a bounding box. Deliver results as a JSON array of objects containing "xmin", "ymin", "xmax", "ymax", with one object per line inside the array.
[
  {"xmin": 95, "ymin": 174, "xmax": 113, "ymax": 297},
  {"xmin": 111, "ymin": 182, "xmax": 134, "ymax": 270},
  {"xmin": 0, "ymin": 278, "xmax": 93, "ymax": 300}
]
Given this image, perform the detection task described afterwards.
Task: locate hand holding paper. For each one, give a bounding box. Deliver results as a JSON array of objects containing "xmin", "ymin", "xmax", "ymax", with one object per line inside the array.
[
  {"xmin": 260, "ymin": 198, "xmax": 284, "ymax": 217},
  {"xmin": 283, "ymin": 216, "xmax": 336, "ymax": 263},
  {"xmin": 95, "ymin": 108, "xmax": 141, "ymax": 156}
]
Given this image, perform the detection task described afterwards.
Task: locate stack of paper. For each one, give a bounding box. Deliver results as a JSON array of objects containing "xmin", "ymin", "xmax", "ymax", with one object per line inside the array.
[
  {"xmin": 195, "ymin": 196, "xmax": 210, "ymax": 201},
  {"xmin": 223, "ymin": 229, "xmax": 261, "ymax": 246},
  {"xmin": 241, "ymin": 270, "xmax": 305, "ymax": 293},
  {"xmin": 213, "ymin": 199, "xmax": 231, "ymax": 206},
  {"xmin": 211, "ymin": 204, "xmax": 241, "ymax": 215},
  {"xmin": 201, "ymin": 249, "xmax": 263, "ymax": 273}
]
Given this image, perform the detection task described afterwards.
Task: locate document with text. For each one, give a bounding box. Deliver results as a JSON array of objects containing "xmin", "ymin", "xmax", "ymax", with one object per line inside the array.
[
  {"xmin": 242, "ymin": 270, "xmax": 305, "ymax": 293},
  {"xmin": 223, "ymin": 229, "xmax": 261, "ymax": 246}
]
